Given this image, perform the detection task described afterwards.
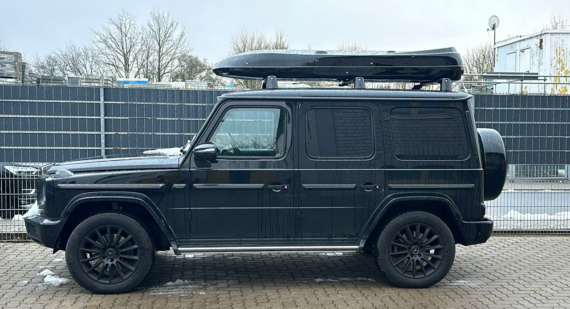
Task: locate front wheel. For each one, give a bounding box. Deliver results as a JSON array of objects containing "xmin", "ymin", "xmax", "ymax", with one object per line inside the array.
[
  {"xmin": 65, "ymin": 212, "xmax": 154, "ymax": 294},
  {"xmin": 375, "ymin": 211, "xmax": 455, "ymax": 288}
]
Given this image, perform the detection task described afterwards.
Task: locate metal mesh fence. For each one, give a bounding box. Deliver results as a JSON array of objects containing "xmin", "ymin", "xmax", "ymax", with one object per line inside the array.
[
  {"xmin": 1, "ymin": 83, "xmax": 570, "ymax": 240},
  {"xmin": 0, "ymin": 84, "xmax": 227, "ymax": 240},
  {"xmin": 474, "ymin": 94, "xmax": 570, "ymax": 234}
]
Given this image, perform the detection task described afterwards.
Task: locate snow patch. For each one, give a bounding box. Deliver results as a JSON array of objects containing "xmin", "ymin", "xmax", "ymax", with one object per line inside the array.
[
  {"xmin": 319, "ymin": 252, "xmax": 343, "ymax": 256},
  {"xmin": 43, "ymin": 275, "xmax": 70, "ymax": 286},
  {"xmin": 38, "ymin": 269, "xmax": 54, "ymax": 276},
  {"xmin": 184, "ymin": 254, "xmax": 194, "ymax": 258},
  {"xmin": 165, "ymin": 279, "xmax": 194, "ymax": 286},
  {"xmin": 12, "ymin": 215, "xmax": 24, "ymax": 221},
  {"xmin": 315, "ymin": 277, "xmax": 375, "ymax": 283},
  {"xmin": 37, "ymin": 269, "xmax": 70, "ymax": 286},
  {"xmin": 488, "ymin": 210, "xmax": 570, "ymax": 230},
  {"xmin": 143, "ymin": 147, "xmax": 181, "ymax": 156},
  {"xmin": 314, "ymin": 278, "xmax": 339, "ymax": 283},
  {"xmin": 23, "ymin": 201, "xmax": 43, "ymax": 219},
  {"xmin": 42, "ymin": 219, "xmax": 60, "ymax": 225},
  {"xmin": 52, "ymin": 258, "xmax": 64, "ymax": 262}
]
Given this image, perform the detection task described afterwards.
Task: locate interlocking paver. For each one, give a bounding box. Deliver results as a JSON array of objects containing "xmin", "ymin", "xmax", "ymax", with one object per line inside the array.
[{"xmin": 1, "ymin": 237, "xmax": 570, "ymax": 308}]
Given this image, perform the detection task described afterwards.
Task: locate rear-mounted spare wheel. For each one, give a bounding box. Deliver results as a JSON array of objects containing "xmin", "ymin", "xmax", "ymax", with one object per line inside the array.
[{"xmin": 477, "ymin": 129, "xmax": 507, "ymax": 201}]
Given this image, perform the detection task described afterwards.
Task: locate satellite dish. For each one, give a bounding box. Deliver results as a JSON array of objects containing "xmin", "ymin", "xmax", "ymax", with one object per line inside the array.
[{"xmin": 488, "ymin": 15, "xmax": 500, "ymax": 30}]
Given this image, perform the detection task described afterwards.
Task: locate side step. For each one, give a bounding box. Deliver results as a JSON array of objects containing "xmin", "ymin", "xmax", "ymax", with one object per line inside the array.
[{"xmin": 178, "ymin": 245, "xmax": 359, "ymax": 253}]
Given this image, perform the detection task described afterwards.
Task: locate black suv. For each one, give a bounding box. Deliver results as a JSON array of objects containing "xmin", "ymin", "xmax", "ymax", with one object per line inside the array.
[{"xmin": 25, "ymin": 48, "xmax": 507, "ymax": 294}]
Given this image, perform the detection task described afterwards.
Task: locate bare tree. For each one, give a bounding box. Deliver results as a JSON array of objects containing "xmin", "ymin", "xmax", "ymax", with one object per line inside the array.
[
  {"xmin": 93, "ymin": 9, "xmax": 146, "ymax": 78},
  {"xmin": 172, "ymin": 52, "xmax": 209, "ymax": 81},
  {"xmin": 230, "ymin": 30, "xmax": 290, "ymax": 89},
  {"xmin": 338, "ymin": 43, "xmax": 366, "ymax": 51},
  {"xmin": 544, "ymin": 14, "xmax": 570, "ymax": 30},
  {"xmin": 32, "ymin": 54, "xmax": 66, "ymax": 76},
  {"xmin": 146, "ymin": 10, "xmax": 188, "ymax": 82},
  {"xmin": 0, "ymin": 39, "xmax": 8, "ymax": 51},
  {"xmin": 56, "ymin": 43, "xmax": 105, "ymax": 77},
  {"xmin": 462, "ymin": 42, "xmax": 494, "ymax": 91}
]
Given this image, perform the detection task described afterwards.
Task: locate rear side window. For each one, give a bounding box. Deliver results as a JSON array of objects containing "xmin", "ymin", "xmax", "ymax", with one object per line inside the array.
[
  {"xmin": 390, "ymin": 107, "xmax": 469, "ymax": 160},
  {"xmin": 306, "ymin": 107, "xmax": 374, "ymax": 159}
]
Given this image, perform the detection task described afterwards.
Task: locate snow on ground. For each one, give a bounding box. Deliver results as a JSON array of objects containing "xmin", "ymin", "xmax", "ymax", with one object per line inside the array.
[
  {"xmin": 165, "ymin": 279, "xmax": 194, "ymax": 286},
  {"xmin": 37, "ymin": 269, "xmax": 54, "ymax": 276},
  {"xmin": 314, "ymin": 277, "xmax": 375, "ymax": 283},
  {"xmin": 319, "ymin": 252, "xmax": 344, "ymax": 256},
  {"xmin": 43, "ymin": 275, "xmax": 70, "ymax": 286},
  {"xmin": 488, "ymin": 210, "xmax": 570, "ymax": 230},
  {"xmin": 37, "ymin": 269, "xmax": 69, "ymax": 286}
]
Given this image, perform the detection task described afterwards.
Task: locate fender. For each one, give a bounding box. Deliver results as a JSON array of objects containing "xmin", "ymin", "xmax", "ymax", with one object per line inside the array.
[
  {"xmin": 358, "ymin": 192, "xmax": 463, "ymax": 249},
  {"xmin": 61, "ymin": 191, "xmax": 179, "ymax": 253}
]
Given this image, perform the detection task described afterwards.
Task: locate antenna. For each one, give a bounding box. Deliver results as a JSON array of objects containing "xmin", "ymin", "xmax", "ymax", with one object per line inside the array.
[{"xmin": 487, "ymin": 15, "xmax": 500, "ymax": 70}]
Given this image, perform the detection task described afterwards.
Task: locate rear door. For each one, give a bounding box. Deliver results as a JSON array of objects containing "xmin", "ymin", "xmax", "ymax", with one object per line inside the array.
[{"xmin": 297, "ymin": 101, "xmax": 385, "ymax": 238}]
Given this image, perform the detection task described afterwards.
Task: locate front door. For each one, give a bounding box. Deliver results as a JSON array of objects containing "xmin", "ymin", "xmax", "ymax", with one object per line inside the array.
[
  {"xmin": 189, "ymin": 101, "xmax": 294, "ymax": 241},
  {"xmin": 297, "ymin": 102, "xmax": 385, "ymax": 238}
]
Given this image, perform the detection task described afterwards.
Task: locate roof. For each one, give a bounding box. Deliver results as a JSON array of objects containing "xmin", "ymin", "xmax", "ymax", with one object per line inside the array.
[
  {"xmin": 495, "ymin": 30, "xmax": 570, "ymax": 48},
  {"xmin": 219, "ymin": 88, "xmax": 471, "ymax": 101}
]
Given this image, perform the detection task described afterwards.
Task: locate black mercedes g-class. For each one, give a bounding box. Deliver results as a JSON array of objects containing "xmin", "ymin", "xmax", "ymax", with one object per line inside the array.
[{"xmin": 25, "ymin": 48, "xmax": 507, "ymax": 294}]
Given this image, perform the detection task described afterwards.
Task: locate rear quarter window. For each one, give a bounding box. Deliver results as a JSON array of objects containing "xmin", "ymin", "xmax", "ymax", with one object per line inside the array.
[{"xmin": 390, "ymin": 107, "xmax": 469, "ymax": 160}]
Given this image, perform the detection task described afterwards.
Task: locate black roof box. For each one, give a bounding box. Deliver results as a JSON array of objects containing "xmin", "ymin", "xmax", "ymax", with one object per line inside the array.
[{"xmin": 213, "ymin": 48, "xmax": 463, "ymax": 83}]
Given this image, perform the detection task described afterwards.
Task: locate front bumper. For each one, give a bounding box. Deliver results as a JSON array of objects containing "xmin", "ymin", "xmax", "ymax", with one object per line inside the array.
[
  {"xmin": 459, "ymin": 218, "xmax": 493, "ymax": 245},
  {"xmin": 24, "ymin": 214, "xmax": 66, "ymax": 249}
]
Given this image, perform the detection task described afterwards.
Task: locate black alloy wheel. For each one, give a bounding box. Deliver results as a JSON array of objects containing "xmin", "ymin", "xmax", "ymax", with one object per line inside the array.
[
  {"xmin": 78, "ymin": 225, "xmax": 140, "ymax": 284},
  {"xmin": 375, "ymin": 211, "xmax": 455, "ymax": 288},
  {"xmin": 66, "ymin": 213, "xmax": 154, "ymax": 294},
  {"xmin": 388, "ymin": 223, "xmax": 444, "ymax": 279}
]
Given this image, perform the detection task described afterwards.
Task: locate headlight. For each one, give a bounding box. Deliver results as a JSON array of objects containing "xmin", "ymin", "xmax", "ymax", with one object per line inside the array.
[{"xmin": 3, "ymin": 165, "xmax": 39, "ymax": 175}]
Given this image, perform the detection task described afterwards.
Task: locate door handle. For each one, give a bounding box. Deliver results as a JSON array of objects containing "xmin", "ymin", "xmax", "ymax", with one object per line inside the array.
[
  {"xmin": 267, "ymin": 184, "xmax": 290, "ymax": 192},
  {"xmin": 360, "ymin": 184, "xmax": 382, "ymax": 192}
]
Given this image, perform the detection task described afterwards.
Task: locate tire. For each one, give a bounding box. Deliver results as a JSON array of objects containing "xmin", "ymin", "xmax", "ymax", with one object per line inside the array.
[
  {"xmin": 478, "ymin": 128, "xmax": 507, "ymax": 200},
  {"xmin": 375, "ymin": 211, "xmax": 455, "ymax": 288},
  {"xmin": 65, "ymin": 212, "xmax": 154, "ymax": 294}
]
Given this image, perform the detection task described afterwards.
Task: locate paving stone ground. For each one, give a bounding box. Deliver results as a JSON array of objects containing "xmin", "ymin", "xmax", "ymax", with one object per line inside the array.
[{"xmin": 1, "ymin": 236, "xmax": 569, "ymax": 309}]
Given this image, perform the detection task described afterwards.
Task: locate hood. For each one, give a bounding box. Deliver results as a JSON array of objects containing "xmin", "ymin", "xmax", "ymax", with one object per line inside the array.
[{"xmin": 48, "ymin": 155, "xmax": 181, "ymax": 174}]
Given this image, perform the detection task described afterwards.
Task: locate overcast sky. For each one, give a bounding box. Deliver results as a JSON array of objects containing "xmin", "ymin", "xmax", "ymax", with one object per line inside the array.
[{"xmin": 1, "ymin": 0, "xmax": 568, "ymax": 64}]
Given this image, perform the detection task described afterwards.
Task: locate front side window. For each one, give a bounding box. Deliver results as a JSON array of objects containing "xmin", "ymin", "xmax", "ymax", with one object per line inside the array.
[{"xmin": 209, "ymin": 108, "xmax": 286, "ymax": 157}]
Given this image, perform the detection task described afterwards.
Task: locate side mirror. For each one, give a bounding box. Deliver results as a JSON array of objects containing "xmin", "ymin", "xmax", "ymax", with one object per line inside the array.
[{"xmin": 194, "ymin": 143, "xmax": 218, "ymax": 163}]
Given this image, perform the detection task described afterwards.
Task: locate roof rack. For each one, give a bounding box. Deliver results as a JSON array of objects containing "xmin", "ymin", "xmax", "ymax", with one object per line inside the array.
[{"xmin": 213, "ymin": 48, "xmax": 463, "ymax": 91}]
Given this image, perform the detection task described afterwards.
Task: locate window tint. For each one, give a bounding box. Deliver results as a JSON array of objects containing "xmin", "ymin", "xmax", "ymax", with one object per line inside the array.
[
  {"xmin": 209, "ymin": 108, "xmax": 286, "ymax": 157},
  {"xmin": 306, "ymin": 107, "xmax": 373, "ymax": 158},
  {"xmin": 390, "ymin": 107, "xmax": 469, "ymax": 160}
]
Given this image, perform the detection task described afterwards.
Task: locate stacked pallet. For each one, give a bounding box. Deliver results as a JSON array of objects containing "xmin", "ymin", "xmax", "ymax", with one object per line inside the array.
[
  {"xmin": 0, "ymin": 51, "xmax": 23, "ymax": 83},
  {"xmin": 21, "ymin": 62, "xmax": 37, "ymax": 85}
]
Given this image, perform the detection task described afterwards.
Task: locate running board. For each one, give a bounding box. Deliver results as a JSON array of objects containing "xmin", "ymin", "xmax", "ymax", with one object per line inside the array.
[{"xmin": 178, "ymin": 246, "xmax": 359, "ymax": 253}]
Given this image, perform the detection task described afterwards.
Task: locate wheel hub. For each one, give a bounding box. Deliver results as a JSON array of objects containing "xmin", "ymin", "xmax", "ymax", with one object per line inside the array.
[
  {"xmin": 410, "ymin": 246, "xmax": 420, "ymax": 255},
  {"xmin": 106, "ymin": 248, "xmax": 117, "ymax": 259}
]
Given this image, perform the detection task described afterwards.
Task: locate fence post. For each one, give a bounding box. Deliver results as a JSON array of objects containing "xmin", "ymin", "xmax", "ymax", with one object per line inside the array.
[{"xmin": 100, "ymin": 77, "xmax": 106, "ymax": 159}]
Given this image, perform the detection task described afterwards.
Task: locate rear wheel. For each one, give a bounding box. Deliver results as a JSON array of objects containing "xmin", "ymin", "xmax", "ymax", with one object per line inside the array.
[
  {"xmin": 65, "ymin": 212, "xmax": 154, "ymax": 294},
  {"xmin": 375, "ymin": 211, "xmax": 455, "ymax": 288}
]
